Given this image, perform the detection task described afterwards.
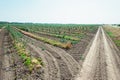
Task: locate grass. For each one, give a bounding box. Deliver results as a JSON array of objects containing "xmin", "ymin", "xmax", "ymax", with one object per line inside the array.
[
  {"xmin": 35, "ymin": 31, "xmax": 80, "ymax": 41},
  {"xmin": 114, "ymin": 40, "xmax": 120, "ymax": 47},
  {"xmin": 15, "ymin": 27, "xmax": 72, "ymax": 49},
  {"xmin": 80, "ymin": 54, "xmax": 84, "ymax": 60},
  {"xmin": 15, "ymin": 42, "xmax": 43, "ymax": 70},
  {"xmin": 105, "ymin": 26, "xmax": 120, "ymax": 47},
  {"xmin": 107, "ymin": 31, "xmax": 120, "ymax": 47},
  {"xmin": 24, "ymin": 57, "xmax": 31, "ymax": 66},
  {"xmin": 107, "ymin": 31, "xmax": 114, "ymax": 38}
]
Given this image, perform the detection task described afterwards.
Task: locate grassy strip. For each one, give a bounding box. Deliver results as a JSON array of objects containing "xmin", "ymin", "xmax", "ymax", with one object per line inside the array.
[
  {"xmin": 15, "ymin": 27, "xmax": 72, "ymax": 49},
  {"xmin": 114, "ymin": 40, "xmax": 120, "ymax": 47},
  {"xmin": 106, "ymin": 31, "xmax": 114, "ymax": 38},
  {"xmin": 14, "ymin": 41, "xmax": 42, "ymax": 70},
  {"xmin": 106, "ymin": 30, "xmax": 120, "ymax": 47},
  {"xmin": 35, "ymin": 31, "xmax": 80, "ymax": 41}
]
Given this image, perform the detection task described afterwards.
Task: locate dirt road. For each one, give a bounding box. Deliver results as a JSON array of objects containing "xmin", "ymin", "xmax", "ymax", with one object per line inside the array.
[
  {"xmin": 0, "ymin": 29, "xmax": 15, "ymax": 80},
  {"xmin": 75, "ymin": 27, "xmax": 120, "ymax": 80}
]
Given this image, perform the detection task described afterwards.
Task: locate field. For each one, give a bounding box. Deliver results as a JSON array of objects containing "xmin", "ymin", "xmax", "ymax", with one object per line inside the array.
[
  {"xmin": 0, "ymin": 23, "xmax": 120, "ymax": 80},
  {"xmin": 104, "ymin": 25, "xmax": 120, "ymax": 49}
]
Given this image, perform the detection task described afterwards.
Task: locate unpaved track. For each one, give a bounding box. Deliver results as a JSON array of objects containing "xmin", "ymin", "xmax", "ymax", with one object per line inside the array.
[
  {"xmin": 0, "ymin": 29, "xmax": 15, "ymax": 80},
  {"xmin": 2, "ymin": 31, "xmax": 15, "ymax": 80},
  {"xmin": 102, "ymin": 27, "xmax": 120, "ymax": 80},
  {"xmin": 75, "ymin": 27, "xmax": 120, "ymax": 80},
  {"xmin": 93, "ymin": 28, "xmax": 107, "ymax": 80},
  {"xmin": 0, "ymin": 29, "xmax": 5, "ymax": 80}
]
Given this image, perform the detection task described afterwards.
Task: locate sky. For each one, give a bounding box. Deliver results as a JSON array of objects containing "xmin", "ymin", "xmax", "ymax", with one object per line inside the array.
[{"xmin": 0, "ymin": 0, "xmax": 120, "ymax": 24}]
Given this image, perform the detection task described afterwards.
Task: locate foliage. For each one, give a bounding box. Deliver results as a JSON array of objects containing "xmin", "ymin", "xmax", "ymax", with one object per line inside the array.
[
  {"xmin": 104, "ymin": 26, "xmax": 120, "ymax": 47},
  {"xmin": 16, "ymin": 28, "xmax": 72, "ymax": 49},
  {"xmin": 24, "ymin": 57, "xmax": 31, "ymax": 66},
  {"xmin": 106, "ymin": 31, "xmax": 114, "ymax": 38},
  {"xmin": 0, "ymin": 21, "xmax": 9, "ymax": 28},
  {"xmin": 6, "ymin": 26, "xmax": 43, "ymax": 70},
  {"xmin": 114, "ymin": 40, "xmax": 120, "ymax": 47},
  {"xmin": 9, "ymin": 23, "xmax": 98, "ymax": 48}
]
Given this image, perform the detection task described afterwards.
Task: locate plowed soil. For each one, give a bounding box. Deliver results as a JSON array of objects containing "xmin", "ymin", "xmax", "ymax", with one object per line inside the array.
[{"xmin": 1, "ymin": 27, "xmax": 120, "ymax": 80}]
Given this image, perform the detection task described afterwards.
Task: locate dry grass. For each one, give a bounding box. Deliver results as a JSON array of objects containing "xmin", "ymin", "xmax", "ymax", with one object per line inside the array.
[
  {"xmin": 104, "ymin": 26, "xmax": 120, "ymax": 37},
  {"xmin": 16, "ymin": 28, "xmax": 72, "ymax": 49},
  {"xmin": 104, "ymin": 26, "xmax": 120, "ymax": 47}
]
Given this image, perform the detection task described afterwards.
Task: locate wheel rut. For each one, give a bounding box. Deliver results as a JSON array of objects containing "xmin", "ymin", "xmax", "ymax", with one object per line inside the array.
[
  {"xmin": 0, "ymin": 29, "xmax": 5, "ymax": 80},
  {"xmin": 43, "ymin": 46, "xmax": 73, "ymax": 80},
  {"xmin": 75, "ymin": 27, "xmax": 120, "ymax": 80},
  {"xmin": 27, "ymin": 44, "xmax": 60, "ymax": 80},
  {"xmin": 0, "ymin": 29, "xmax": 15, "ymax": 80},
  {"xmin": 93, "ymin": 28, "xmax": 107, "ymax": 80},
  {"xmin": 22, "ymin": 34, "xmax": 79, "ymax": 80}
]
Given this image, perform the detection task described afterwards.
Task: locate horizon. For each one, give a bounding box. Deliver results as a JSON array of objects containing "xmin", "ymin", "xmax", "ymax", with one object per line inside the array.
[
  {"xmin": 0, "ymin": 0, "xmax": 120, "ymax": 24},
  {"xmin": 0, "ymin": 21, "xmax": 119, "ymax": 25}
]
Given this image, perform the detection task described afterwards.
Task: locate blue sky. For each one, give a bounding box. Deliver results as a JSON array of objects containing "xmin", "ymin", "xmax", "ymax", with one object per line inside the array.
[{"xmin": 0, "ymin": 0, "xmax": 120, "ymax": 24}]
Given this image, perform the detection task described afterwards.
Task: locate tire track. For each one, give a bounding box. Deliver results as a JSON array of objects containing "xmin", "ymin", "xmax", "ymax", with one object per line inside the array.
[
  {"xmin": 42, "ymin": 45, "xmax": 73, "ymax": 80},
  {"xmin": 0, "ymin": 30, "xmax": 15, "ymax": 80},
  {"xmin": 45, "ymin": 44, "xmax": 80, "ymax": 77},
  {"xmin": 0, "ymin": 29, "xmax": 5, "ymax": 80},
  {"xmin": 23, "ymin": 34, "xmax": 80, "ymax": 79},
  {"xmin": 27, "ymin": 44, "xmax": 61, "ymax": 80},
  {"xmin": 93, "ymin": 28, "xmax": 107, "ymax": 80},
  {"xmin": 75, "ymin": 27, "xmax": 101, "ymax": 80},
  {"xmin": 105, "ymin": 30, "xmax": 120, "ymax": 71},
  {"xmin": 101, "ymin": 27, "xmax": 120, "ymax": 80}
]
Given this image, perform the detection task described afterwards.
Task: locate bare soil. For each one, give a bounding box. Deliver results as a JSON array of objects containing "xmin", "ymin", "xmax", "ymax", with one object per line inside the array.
[
  {"xmin": 0, "ymin": 29, "xmax": 44, "ymax": 80},
  {"xmin": 0, "ymin": 29, "xmax": 15, "ymax": 80},
  {"xmin": 0, "ymin": 29, "xmax": 5, "ymax": 80},
  {"xmin": 33, "ymin": 29, "xmax": 98, "ymax": 64},
  {"xmin": 16, "ymin": 28, "xmax": 97, "ymax": 80},
  {"xmin": 27, "ymin": 44, "xmax": 60, "ymax": 80},
  {"xmin": 22, "ymin": 34, "xmax": 80, "ymax": 80},
  {"xmin": 66, "ymin": 33, "xmax": 95, "ymax": 62}
]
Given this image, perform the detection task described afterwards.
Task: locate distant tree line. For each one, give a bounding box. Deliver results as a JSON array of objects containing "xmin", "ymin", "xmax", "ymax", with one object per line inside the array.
[
  {"xmin": 118, "ymin": 24, "xmax": 120, "ymax": 26},
  {"xmin": 0, "ymin": 21, "xmax": 9, "ymax": 28}
]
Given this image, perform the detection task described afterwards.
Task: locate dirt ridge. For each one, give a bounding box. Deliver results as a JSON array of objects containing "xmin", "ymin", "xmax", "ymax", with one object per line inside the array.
[{"xmin": 27, "ymin": 44, "xmax": 61, "ymax": 80}]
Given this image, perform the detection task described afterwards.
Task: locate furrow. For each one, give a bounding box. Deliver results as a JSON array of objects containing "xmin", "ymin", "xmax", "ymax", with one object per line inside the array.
[
  {"xmin": 27, "ymin": 44, "xmax": 60, "ymax": 80},
  {"xmin": 23, "ymin": 35, "xmax": 78, "ymax": 79},
  {"xmin": 1, "ymin": 30, "xmax": 15, "ymax": 80}
]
